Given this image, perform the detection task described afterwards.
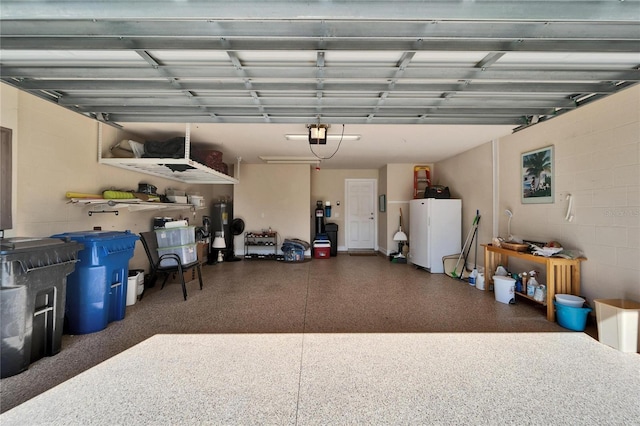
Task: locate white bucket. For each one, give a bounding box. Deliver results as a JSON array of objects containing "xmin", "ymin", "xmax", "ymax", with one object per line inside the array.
[
  {"xmin": 493, "ymin": 276, "xmax": 515, "ymax": 304},
  {"xmin": 126, "ymin": 270, "xmax": 144, "ymax": 306}
]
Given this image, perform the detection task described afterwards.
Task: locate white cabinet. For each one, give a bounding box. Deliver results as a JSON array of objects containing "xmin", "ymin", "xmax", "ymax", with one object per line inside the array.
[{"xmin": 409, "ymin": 199, "xmax": 461, "ymax": 273}]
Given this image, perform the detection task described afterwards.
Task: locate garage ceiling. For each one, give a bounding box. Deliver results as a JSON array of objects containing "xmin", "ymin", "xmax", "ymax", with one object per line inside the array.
[{"xmin": 1, "ymin": 1, "xmax": 639, "ymax": 168}]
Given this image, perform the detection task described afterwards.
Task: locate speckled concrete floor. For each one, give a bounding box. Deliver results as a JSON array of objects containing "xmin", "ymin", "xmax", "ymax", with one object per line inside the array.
[
  {"xmin": 2, "ymin": 332, "xmax": 639, "ymax": 425},
  {"xmin": 3, "ymin": 254, "xmax": 631, "ymax": 424}
]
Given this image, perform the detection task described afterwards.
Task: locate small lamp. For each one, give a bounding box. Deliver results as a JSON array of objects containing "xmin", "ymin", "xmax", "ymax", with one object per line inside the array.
[
  {"xmin": 505, "ymin": 209, "xmax": 513, "ymax": 240},
  {"xmin": 393, "ymin": 207, "xmax": 408, "ymax": 258},
  {"xmin": 212, "ymin": 231, "xmax": 226, "ymax": 263},
  {"xmin": 393, "ymin": 230, "xmax": 408, "ymax": 258}
]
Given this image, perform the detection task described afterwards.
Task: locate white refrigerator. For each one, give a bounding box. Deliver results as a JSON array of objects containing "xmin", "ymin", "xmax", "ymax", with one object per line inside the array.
[{"xmin": 409, "ymin": 198, "xmax": 462, "ymax": 273}]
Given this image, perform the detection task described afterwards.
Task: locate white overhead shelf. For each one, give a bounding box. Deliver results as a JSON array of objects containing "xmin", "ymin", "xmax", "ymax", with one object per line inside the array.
[
  {"xmin": 99, "ymin": 157, "xmax": 239, "ymax": 185},
  {"xmin": 69, "ymin": 198, "xmax": 204, "ymax": 215},
  {"xmin": 97, "ymin": 123, "xmax": 240, "ymax": 185}
]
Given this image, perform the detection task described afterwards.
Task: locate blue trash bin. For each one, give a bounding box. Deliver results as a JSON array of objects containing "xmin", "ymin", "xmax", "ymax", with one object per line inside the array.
[{"xmin": 51, "ymin": 231, "xmax": 138, "ymax": 334}]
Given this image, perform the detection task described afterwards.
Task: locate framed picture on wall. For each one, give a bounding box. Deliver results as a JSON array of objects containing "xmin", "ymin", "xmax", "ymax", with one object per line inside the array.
[
  {"xmin": 522, "ymin": 145, "xmax": 554, "ymax": 204},
  {"xmin": 379, "ymin": 194, "xmax": 386, "ymax": 212}
]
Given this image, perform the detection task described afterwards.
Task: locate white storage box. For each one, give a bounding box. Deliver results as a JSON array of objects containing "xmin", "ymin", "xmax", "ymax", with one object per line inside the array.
[
  {"xmin": 157, "ymin": 243, "xmax": 197, "ymax": 267},
  {"xmin": 188, "ymin": 195, "xmax": 204, "ymax": 207},
  {"xmin": 167, "ymin": 195, "xmax": 188, "ymax": 204},
  {"xmin": 166, "ymin": 189, "xmax": 186, "ymax": 197},
  {"xmin": 594, "ymin": 299, "xmax": 640, "ymax": 353},
  {"xmin": 155, "ymin": 226, "xmax": 195, "ymax": 248}
]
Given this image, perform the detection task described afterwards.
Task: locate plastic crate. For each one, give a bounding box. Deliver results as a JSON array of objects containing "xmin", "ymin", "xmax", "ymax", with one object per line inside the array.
[
  {"xmin": 157, "ymin": 244, "xmax": 197, "ymax": 267},
  {"xmin": 155, "ymin": 226, "xmax": 195, "ymax": 248}
]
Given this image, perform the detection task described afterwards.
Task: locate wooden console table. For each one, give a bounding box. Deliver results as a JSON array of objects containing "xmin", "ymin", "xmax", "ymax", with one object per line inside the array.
[{"xmin": 482, "ymin": 244, "xmax": 586, "ymax": 322}]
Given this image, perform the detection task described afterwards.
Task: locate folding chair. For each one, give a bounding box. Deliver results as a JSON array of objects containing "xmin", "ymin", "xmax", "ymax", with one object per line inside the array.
[{"xmin": 139, "ymin": 231, "xmax": 203, "ymax": 301}]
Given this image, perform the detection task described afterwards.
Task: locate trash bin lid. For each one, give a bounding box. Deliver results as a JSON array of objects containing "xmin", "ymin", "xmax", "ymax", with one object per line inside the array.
[
  {"xmin": 51, "ymin": 230, "xmax": 138, "ymax": 243},
  {"xmin": 0, "ymin": 237, "xmax": 68, "ymax": 254}
]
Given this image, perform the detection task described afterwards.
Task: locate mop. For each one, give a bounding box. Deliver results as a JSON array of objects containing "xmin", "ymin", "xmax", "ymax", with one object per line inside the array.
[
  {"xmin": 458, "ymin": 213, "xmax": 481, "ymax": 280},
  {"xmin": 450, "ymin": 212, "xmax": 480, "ymax": 279}
]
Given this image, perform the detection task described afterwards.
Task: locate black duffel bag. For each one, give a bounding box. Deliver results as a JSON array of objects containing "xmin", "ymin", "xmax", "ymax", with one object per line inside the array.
[
  {"xmin": 142, "ymin": 137, "xmax": 185, "ymax": 158},
  {"xmin": 424, "ymin": 185, "xmax": 451, "ymax": 199}
]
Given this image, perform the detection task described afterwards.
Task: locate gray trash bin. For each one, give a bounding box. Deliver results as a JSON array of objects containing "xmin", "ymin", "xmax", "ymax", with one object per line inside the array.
[{"xmin": 0, "ymin": 237, "xmax": 82, "ymax": 378}]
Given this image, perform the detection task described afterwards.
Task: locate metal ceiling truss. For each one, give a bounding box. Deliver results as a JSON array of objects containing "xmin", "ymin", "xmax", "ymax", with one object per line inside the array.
[{"xmin": 1, "ymin": 0, "xmax": 639, "ymax": 127}]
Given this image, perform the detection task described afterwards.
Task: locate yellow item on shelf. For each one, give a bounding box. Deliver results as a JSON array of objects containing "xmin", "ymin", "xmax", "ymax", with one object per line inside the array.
[
  {"xmin": 65, "ymin": 192, "xmax": 104, "ymax": 199},
  {"xmin": 103, "ymin": 190, "xmax": 136, "ymax": 199}
]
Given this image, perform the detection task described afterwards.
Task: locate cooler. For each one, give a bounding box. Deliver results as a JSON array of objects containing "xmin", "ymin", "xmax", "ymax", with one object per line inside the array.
[{"xmin": 313, "ymin": 239, "xmax": 331, "ymax": 259}]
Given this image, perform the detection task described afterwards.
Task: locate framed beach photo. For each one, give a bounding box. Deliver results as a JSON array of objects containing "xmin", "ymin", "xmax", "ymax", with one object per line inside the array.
[{"xmin": 522, "ymin": 146, "xmax": 554, "ymax": 204}]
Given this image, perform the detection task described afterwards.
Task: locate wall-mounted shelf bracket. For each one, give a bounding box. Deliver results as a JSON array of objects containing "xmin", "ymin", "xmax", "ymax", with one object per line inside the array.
[{"xmin": 88, "ymin": 210, "xmax": 119, "ymax": 216}]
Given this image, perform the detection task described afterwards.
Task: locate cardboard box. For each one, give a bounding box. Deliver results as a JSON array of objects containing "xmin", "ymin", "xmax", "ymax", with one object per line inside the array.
[{"xmin": 196, "ymin": 242, "xmax": 209, "ymax": 263}]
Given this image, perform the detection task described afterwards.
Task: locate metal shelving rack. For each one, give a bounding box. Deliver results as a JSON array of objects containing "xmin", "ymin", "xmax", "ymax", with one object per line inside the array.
[{"xmin": 244, "ymin": 231, "xmax": 280, "ymax": 260}]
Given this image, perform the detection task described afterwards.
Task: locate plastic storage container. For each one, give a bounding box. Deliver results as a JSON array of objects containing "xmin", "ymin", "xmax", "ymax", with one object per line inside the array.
[
  {"xmin": 157, "ymin": 244, "xmax": 197, "ymax": 267},
  {"xmin": 154, "ymin": 226, "xmax": 195, "ymax": 248},
  {"xmin": 554, "ymin": 301, "xmax": 592, "ymax": 331},
  {"xmin": 1, "ymin": 237, "xmax": 82, "ymax": 378},
  {"xmin": 51, "ymin": 231, "xmax": 138, "ymax": 335},
  {"xmin": 188, "ymin": 195, "xmax": 204, "ymax": 207},
  {"xmin": 493, "ymin": 276, "xmax": 515, "ymax": 304},
  {"xmin": 594, "ymin": 299, "xmax": 640, "ymax": 353},
  {"xmin": 555, "ymin": 294, "xmax": 585, "ymax": 308}
]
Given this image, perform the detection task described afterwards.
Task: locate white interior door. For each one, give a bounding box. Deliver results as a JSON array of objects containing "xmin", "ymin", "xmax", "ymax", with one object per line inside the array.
[{"xmin": 346, "ymin": 179, "xmax": 376, "ymax": 250}]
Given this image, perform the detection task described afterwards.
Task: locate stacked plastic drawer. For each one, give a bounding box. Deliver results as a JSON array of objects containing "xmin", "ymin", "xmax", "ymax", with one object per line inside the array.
[{"xmin": 154, "ymin": 226, "xmax": 197, "ymax": 266}]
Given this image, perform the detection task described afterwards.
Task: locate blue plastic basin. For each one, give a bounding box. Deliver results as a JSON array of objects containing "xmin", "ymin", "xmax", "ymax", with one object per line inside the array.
[{"xmin": 554, "ymin": 301, "xmax": 592, "ymax": 331}]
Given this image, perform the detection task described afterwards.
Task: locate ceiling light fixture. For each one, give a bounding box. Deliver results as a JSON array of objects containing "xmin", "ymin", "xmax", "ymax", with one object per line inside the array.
[
  {"xmin": 285, "ymin": 134, "xmax": 361, "ymax": 142},
  {"xmin": 259, "ymin": 156, "xmax": 320, "ymax": 165}
]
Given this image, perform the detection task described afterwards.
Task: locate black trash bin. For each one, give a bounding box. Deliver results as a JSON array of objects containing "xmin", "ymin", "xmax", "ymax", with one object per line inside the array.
[
  {"xmin": 0, "ymin": 237, "xmax": 82, "ymax": 378},
  {"xmin": 325, "ymin": 223, "xmax": 338, "ymax": 257}
]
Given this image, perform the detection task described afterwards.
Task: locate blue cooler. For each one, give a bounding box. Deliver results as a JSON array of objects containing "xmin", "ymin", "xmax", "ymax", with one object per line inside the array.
[{"xmin": 51, "ymin": 231, "xmax": 138, "ymax": 334}]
